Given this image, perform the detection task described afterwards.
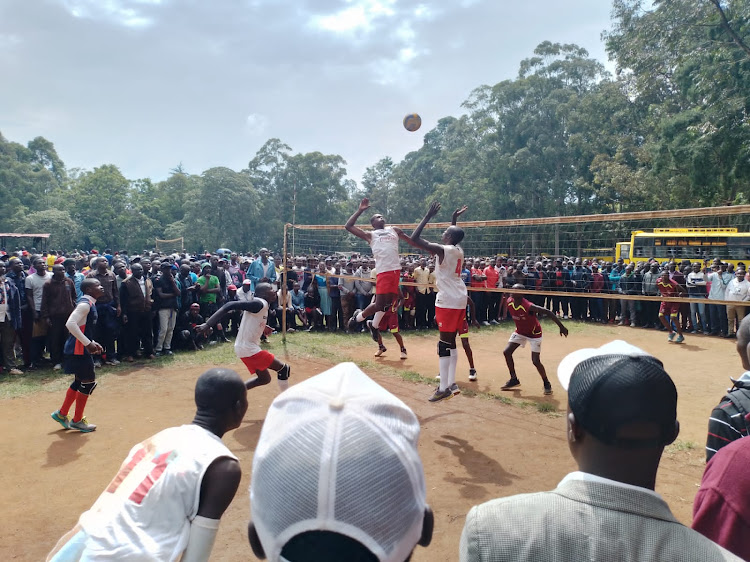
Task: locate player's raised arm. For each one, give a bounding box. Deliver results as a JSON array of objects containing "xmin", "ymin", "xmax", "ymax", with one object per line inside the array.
[
  {"xmin": 345, "ymin": 198, "xmax": 373, "ymax": 242},
  {"xmin": 196, "ymin": 299, "xmax": 265, "ymax": 335},
  {"xmin": 452, "ymin": 205, "xmax": 468, "ymax": 225},
  {"xmin": 410, "ymin": 202, "xmax": 445, "ymax": 260}
]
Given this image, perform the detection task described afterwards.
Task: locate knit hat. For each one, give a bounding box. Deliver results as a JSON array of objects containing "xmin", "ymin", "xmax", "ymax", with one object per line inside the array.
[{"xmin": 250, "ymin": 363, "xmax": 427, "ymax": 562}]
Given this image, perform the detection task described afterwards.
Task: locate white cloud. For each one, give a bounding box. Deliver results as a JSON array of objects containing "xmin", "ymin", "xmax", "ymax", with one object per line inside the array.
[
  {"xmin": 246, "ymin": 113, "xmax": 269, "ymax": 135},
  {"xmin": 59, "ymin": 0, "xmax": 156, "ymax": 27},
  {"xmin": 309, "ymin": 0, "xmax": 397, "ymax": 34}
]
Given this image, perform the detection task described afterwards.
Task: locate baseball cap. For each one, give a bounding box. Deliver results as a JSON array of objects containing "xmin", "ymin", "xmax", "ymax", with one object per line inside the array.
[
  {"xmin": 557, "ymin": 340, "xmax": 678, "ymax": 448},
  {"xmin": 250, "ymin": 363, "xmax": 428, "ymax": 562},
  {"xmin": 242, "ymin": 278, "xmax": 252, "ymax": 285},
  {"xmin": 227, "ymin": 284, "xmax": 237, "ymax": 291}
]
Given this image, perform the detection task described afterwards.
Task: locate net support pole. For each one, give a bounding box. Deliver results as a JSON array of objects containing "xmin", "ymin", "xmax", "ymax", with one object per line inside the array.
[{"xmin": 281, "ymin": 223, "xmax": 289, "ymax": 344}]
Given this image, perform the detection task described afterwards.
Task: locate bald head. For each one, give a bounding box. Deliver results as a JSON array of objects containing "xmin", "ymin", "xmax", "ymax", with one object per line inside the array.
[{"xmin": 195, "ymin": 368, "xmax": 247, "ymax": 417}]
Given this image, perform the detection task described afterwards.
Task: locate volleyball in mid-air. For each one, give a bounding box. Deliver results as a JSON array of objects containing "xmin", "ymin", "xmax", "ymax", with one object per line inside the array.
[{"xmin": 403, "ymin": 113, "xmax": 422, "ymax": 132}]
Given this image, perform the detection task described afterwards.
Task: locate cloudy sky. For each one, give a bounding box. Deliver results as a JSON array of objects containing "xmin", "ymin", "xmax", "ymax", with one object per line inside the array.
[{"xmin": 0, "ymin": 0, "xmax": 614, "ymax": 185}]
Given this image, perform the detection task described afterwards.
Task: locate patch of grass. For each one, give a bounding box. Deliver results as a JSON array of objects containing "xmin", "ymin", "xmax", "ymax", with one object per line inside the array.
[
  {"xmin": 666, "ymin": 440, "xmax": 699, "ymax": 453},
  {"xmin": 535, "ymin": 401, "xmax": 558, "ymax": 414}
]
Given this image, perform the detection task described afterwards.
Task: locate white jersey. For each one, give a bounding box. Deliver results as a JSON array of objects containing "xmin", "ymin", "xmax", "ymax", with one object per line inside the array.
[
  {"xmin": 77, "ymin": 424, "xmax": 236, "ymax": 561},
  {"xmin": 435, "ymin": 245, "xmax": 467, "ymax": 310},
  {"xmin": 369, "ymin": 227, "xmax": 401, "ymax": 273},
  {"xmin": 234, "ymin": 297, "xmax": 269, "ymax": 358}
]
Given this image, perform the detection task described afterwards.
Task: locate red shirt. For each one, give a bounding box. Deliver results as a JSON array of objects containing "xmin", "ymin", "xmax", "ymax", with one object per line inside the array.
[
  {"xmin": 470, "ymin": 268, "xmax": 487, "ymax": 288},
  {"xmin": 508, "ymin": 297, "xmax": 542, "ymax": 338},
  {"xmin": 484, "ymin": 266, "xmax": 499, "ymax": 289},
  {"xmin": 657, "ymin": 278, "xmax": 680, "ymax": 298}
]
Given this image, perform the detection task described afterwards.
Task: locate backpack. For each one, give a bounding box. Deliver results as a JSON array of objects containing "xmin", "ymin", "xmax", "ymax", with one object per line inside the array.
[{"xmin": 706, "ymin": 377, "xmax": 750, "ymax": 461}]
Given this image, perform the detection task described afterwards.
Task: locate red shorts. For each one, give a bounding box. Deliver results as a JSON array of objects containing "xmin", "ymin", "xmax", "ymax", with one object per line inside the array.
[
  {"xmin": 436, "ymin": 307, "xmax": 464, "ymax": 333},
  {"xmin": 381, "ymin": 309, "xmax": 399, "ymax": 332},
  {"xmin": 659, "ymin": 301, "xmax": 680, "ymax": 316},
  {"xmin": 376, "ymin": 270, "xmax": 400, "ymax": 295},
  {"xmin": 241, "ymin": 350, "xmax": 275, "ymax": 373}
]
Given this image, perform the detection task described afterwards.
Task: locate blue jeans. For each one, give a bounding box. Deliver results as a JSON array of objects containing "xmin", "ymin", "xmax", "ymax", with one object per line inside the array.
[
  {"xmin": 689, "ymin": 297, "xmax": 707, "ymax": 332},
  {"xmin": 709, "ymin": 303, "xmax": 727, "ymax": 335}
]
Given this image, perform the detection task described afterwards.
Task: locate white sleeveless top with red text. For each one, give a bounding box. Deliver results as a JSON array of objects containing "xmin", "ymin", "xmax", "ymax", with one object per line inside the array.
[
  {"xmin": 435, "ymin": 245, "xmax": 467, "ymax": 310},
  {"xmin": 369, "ymin": 227, "xmax": 401, "ymax": 273},
  {"xmin": 235, "ymin": 298, "xmax": 269, "ymax": 358}
]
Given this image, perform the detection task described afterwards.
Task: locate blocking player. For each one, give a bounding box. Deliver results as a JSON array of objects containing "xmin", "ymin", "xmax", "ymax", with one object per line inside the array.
[
  {"xmin": 345, "ymin": 198, "xmax": 420, "ymax": 340},
  {"xmin": 657, "ymin": 270, "xmax": 686, "ymax": 343},
  {"xmin": 502, "ymin": 283, "xmax": 568, "ymax": 395},
  {"xmin": 367, "ymin": 290, "xmax": 408, "ymax": 359},
  {"xmin": 47, "ymin": 368, "xmax": 246, "ymax": 561},
  {"xmin": 410, "ymin": 201, "xmax": 469, "ymax": 402},
  {"xmin": 435, "ymin": 295, "xmax": 481, "ymax": 383},
  {"xmin": 50, "ymin": 278, "xmax": 105, "ymax": 433},
  {"xmin": 196, "ymin": 283, "xmax": 291, "ymax": 392}
]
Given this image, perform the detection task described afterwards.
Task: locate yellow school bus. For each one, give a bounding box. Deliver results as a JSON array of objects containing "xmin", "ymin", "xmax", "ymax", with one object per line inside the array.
[{"xmin": 620, "ymin": 228, "xmax": 750, "ymax": 266}]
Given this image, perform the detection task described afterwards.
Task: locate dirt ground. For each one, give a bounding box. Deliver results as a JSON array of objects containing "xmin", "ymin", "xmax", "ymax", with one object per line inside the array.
[{"xmin": 1, "ymin": 323, "xmax": 737, "ymax": 561}]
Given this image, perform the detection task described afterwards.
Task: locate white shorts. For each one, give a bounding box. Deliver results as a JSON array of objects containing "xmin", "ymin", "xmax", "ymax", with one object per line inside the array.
[{"xmin": 508, "ymin": 332, "xmax": 542, "ymax": 353}]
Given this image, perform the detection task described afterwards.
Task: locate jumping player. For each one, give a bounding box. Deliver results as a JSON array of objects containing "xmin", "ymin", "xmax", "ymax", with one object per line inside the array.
[
  {"xmin": 50, "ymin": 278, "xmax": 105, "ymax": 433},
  {"xmin": 196, "ymin": 283, "xmax": 291, "ymax": 392},
  {"xmin": 367, "ymin": 290, "xmax": 408, "ymax": 359},
  {"xmin": 657, "ymin": 270, "xmax": 686, "ymax": 343},
  {"xmin": 410, "ymin": 201, "xmax": 469, "ymax": 402},
  {"xmin": 502, "ymin": 283, "xmax": 568, "ymax": 395},
  {"xmin": 345, "ymin": 198, "xmax": 419, "ymax": 340}
]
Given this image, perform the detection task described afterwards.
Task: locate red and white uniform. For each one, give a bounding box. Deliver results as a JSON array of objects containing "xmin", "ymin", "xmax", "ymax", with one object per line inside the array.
[
  {"xmin": 72, "ymin": 425, "xmax": 236, "ymax": 561},
  {"xmin": 435, "ymin": 245, "xmax": 467, "ymax": 332},
  {"xmin": 369, "ymin": 228, "xmax": 401, "ymax": 273},
  {"xmin": 508, "ymin": 298, "xmax": 542, "ymax": 352},
  {"xmin": 235, "ymin": 298, "xmax": 268, "ymax": 358}
]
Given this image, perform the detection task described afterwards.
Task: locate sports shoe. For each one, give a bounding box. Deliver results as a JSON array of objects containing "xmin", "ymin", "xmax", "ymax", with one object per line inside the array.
[
  {"xmin": 501, "ymin": 377, "xmax": 521, "ymax": 390},
  {"xmin": 668, "ymin": 332, "xmax": 675, "ymax": 342},
  {"xmin": 482, "ymin": 321, "xmax": 490, "ymax": 326},
  {"xmin": 468, "ymin": 368, "xmax": 477, "ymax": 381},
  {"xmin": 366, "ymin": 320, "xmax": 380, "ymax": 343},
  {"xmin": 93, "ymin": 360, "xmax": 102, "ymax": 368},
  {"xmin": 53, "ymin": 363, "xmax": 62, "ymax": 371},
  {"xmin": 400, "ymin": 348, "xmax": 407, "ymax": 360},
  {"xmin": 110, "ymin": 358, "xmax": 121, "ymax": 365},
  {"xmin": 51, "ymin": 410, "xmax": 70, "ymax": 430},
  {"xmin": 348, "ymin": 310, "xmax": 362, "ymax": 332},
  {"xmin": 490, "ymin": 320, "xmax": 498, "ymax": 325},
  {"xmin": 428, "ymin": 387, "xmax": 453, "ymax": 402},
  {"xmin": 434, "ymin": 374, "xmax": 441, "ymax": 380},
  {"xmin": 450, "ymin": 383, "xmax": 461, "ymax": 396},
  {"xmin": 69, "ymin": 417, "xmax": 96, "ymax": 432},
  {"xmin": 375, "ymin": 345, "xmax": 387, "ymax": 357},
  {"xmin": 8, "ymin": 368, "xmax": 23, "ymax": 375},
  {"xmin": 675, "ymin": 334, "xmax": 685, "ymax": 344},
  {"xmin": 543, "ymin": 381, "xmax": 553, "ymax": 395}
]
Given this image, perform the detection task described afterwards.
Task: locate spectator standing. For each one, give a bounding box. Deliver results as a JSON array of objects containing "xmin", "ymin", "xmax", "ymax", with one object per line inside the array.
[
  {"xmin": 0, "ymin": 261, "xmax": 23, "ymax": 375},
  {"xmin": 247, "ymin": 248, "xmax": 276, "ymax": 291},
  {"xmin": 64, "ymin": 259, "xmax": 84, "ymax": 299},
  {"xmin": 25, "ymin": 256, "xmax": 51, "ymax": 369},
  {"xmin": 154, "ymin": 262, "xmax": 180, "ymax": 356},
  {"xmin": 569, "ymin": 259, "xmax": 590, "ymax": 321},
  {"xmin": 589, "ymin": 264, "xmax": 605, "ymax": 323},
  {"xmin": 724, "ymin": 268, "xmax": 749, "ymax": 337},
  {"xmin": 338, "ymin": 261, "xmax": 356, "ymax": 329},
  {"xmin": 686, "ymin": 262, "xmax": 709, "ymax": 334},
  {"xmin": 707, "ymin": 263, "xmax": 732, "ymax": 337},
  {"xmin": 7, "ymin": 258, "xmax": 31, "ymax": 367},
  {"xmin": 119, "ymin": 263, "xmax": 154, "ymax": 362},
  {"xmin": 41, "ymin": 264, "xmax": 76, "ymax": 370},
  {"xmin": 470, "ymin": 260, "xmax": 488, "ymax": 325},
  {"xmin": 413, "ymin": 258, "xmax": 431, "ymax": 329},
  {"xmin": 354, "ymin": 260, "xmax": 374, "ymax": 317},
  {"xmin": 618, "ymin": 265, "xmax": 639, "ymax": 326}
]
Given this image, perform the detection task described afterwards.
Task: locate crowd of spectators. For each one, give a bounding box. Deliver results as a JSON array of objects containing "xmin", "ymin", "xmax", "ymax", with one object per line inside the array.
[{"xmin": 1, "ymin": 245, "xmax": 748, "ymax": 375}]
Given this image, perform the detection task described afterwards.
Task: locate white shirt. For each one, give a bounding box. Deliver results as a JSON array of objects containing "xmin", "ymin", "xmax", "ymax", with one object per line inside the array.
[
  {"xmin": 25, "ymin": 271, "xmax": 50, "ymax": 312},
  {"xmin": 137, "ymin": 277, "xmax": 146, "ymax": 297},
  {"xmin": 369, "ymin": 227, "xmax": 401, "ymax": 273},
  {"xmin": 0, "ymin": 277, "xmax": 8, "ymax": 322},
  {"xmin": 725, "ymin": 277, "xmax": 750, "ymax": 302},
  {"xmin": 77, "ymin": 424, "xmax": 236, "ymax": 561},
  {"xmin": 237, "ymin": 287, "xmax": 254, "ymax": 302},
  {"xmin": 234, "ymin": 298, "xmax": 269, "ymax": 358},
  {"xmin": 435, "ymin": 245, "xmax": 467, "ymax": 310}
]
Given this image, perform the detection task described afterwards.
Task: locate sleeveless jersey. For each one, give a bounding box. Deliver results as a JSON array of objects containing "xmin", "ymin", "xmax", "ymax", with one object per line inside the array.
[
  {"xmin": 234, "ymin": 298, "xmax": 269, "ymax": 358},
  {"xmin": 435, "ymin": 245, "xmax": 467, "ymax": 310},
  {"xmin": 509, "ymin": 298, "xmax": 542, "ymax": 338},
  {"xmin": 63, "ymin": 295, "xmax": 98, "ymax": 356},
  {"xmin": 78, "ymin": 424, "xmax": 237, "ymax": 561},
  {"xmin": 369, "ymin": 227, "xmax": 401, "ymax": 273}
]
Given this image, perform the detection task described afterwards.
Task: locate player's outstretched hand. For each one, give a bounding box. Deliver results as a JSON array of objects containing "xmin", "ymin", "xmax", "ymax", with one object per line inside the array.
[
  {"xmin": 195, "ymin": 323, "xmax": 212, "ymax": 336},
  {"xmin": 452, "ymin": 205, "xmax": 468, "ymax": 221},
  {"xmin": 358, "ymin": 198, "xmax": 371, "ymax": 212},
  {"xmin": 426, "ymin": 201, "xmax": 441, "ymax": 218},
  {"xmin": 560, "ymin": 326, "xmax": 569, "ymax": 337}
]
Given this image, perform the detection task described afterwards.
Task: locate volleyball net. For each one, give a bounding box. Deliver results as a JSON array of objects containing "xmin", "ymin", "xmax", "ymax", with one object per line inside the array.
[{"xmin": 155, "ymin": 237, "xmax": 184, "ymax": 253}]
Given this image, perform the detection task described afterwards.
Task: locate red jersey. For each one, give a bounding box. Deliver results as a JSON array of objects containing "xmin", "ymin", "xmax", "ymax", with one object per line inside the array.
[
  {"xmin": 401, "ymin": 274, "xmax": 416, "ymax": 309},
  {"xmin": 470, "ymin": 268, "xmax": 487, "ymax": 289},
  {"xmin": 508, "ymin": 297, "xmax": 542, "ymax": 338},
  {"xmin": 483, "ymin": 266, "xmax": 499, "ymax": 289},
  {"xmin": 657, "ymin": 278, "xmax": 680, "ymax": 298}
]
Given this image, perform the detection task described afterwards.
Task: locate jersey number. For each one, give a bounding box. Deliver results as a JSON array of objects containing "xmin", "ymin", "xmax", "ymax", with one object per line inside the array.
[
  {"xmin": 106, "ymin": 447, "xmax": 176, "ymax": 504},
  {"xmin": 455, "ymin": 259, "xmax": 462, "ymax": 277}
]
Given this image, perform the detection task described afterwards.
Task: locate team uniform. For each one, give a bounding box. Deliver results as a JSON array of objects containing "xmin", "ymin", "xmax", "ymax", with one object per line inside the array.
[
  {"xmin": 369, "ymin": 227, "xmax": 401, "ymax": 294},
  {"xmin": 657, "ymin": 278, "xmax": 681, "ymax": 316},
  {"xmin": 508, "ymin": 298, "xmax": 543, "ymax": 353},
  {"xmin": 235, "ymin": 298, "xmax": 275, "ymax": 373},
  {"xmin": 47, "ymin": 424, "xmax": 237, "ymax": 561},
  {"xmin": 435, "ymin": 245, "xmax": 468, "ymax": 332}
]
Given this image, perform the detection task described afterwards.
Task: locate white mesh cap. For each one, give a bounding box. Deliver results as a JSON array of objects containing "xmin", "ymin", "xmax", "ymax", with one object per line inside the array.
[{"xmin": 250, "ymin": 362, "xmax": 427, "ymax": 562}]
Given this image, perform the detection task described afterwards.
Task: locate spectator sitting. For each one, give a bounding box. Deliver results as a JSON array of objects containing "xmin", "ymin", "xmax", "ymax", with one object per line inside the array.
[
  {"xmin": 248, "ymin": 362, "xmax": 433, "ymax": 562},
  {"xmin": 178, "ymin": 303, "xmax": 207, "ymax": 350},
  {"xmin": 460, "ymin": 340, "xmax": 741, "ymax": 561}
]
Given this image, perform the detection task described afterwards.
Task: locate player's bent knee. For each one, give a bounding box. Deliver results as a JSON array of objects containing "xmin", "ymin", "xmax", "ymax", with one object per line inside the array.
[
  {"xmin": 438, "ymin": 340, "xmax": 451, "ymax": 357},
  {"xmin": 256, "ymin": 370, "xmax": 272, "ymax": 385},
  {"xmin": 77, "ymin": 380, "xmax": 97, "ymax": 396},
  {"xmin": 277, "ymin": 364, "xmax": 291, "ymax": 380}
]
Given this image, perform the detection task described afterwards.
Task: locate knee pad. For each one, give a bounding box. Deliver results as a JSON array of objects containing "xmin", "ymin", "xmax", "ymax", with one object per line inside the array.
[
  {"xmin": 78, "ymin": 380, "xmax": 97, "ymax": 396},
  {"xmin": 277, "ymin": 364, "xmax": 291, "ymax": 381},
  {"xmin": 438, "ymin": 340, "xmax": 451, "ymax": 357}
]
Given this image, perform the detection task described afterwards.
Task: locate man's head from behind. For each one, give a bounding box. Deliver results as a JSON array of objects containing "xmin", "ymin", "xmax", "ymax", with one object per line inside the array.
[
  {"xmin": 557, "ymin": 341, "xmax": 679, "ymax": 489},
  {"xmin": 248, "ymin": 363, "xmax": 433, "ymax": 562}
]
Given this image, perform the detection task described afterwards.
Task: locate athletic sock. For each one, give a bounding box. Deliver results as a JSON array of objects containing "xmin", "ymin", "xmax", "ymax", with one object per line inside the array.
[
  {"xmin": 448, "ymin": 348, "xmax": 458, "ymax": 387},
  {"xmin": 72, "ymin": 392, "xmax": 89, "ymax": 423},
  {"xmin": 372, "ymin": 310, "xmax": 385, "ymax": 330},
  {"xmin": 356, "ymin": 312, "xmax": 365, "ymax": 322},
  {"xmin": 438, "ymin": 355, "xmax": 450, "ymax": 391},
  {"xmin": 277, "ymin": 378, "xmax": 289, "ymax": 392},
  {"xmin": 60, "ymin": 387, "xmax": 77, "ymax": 417}
]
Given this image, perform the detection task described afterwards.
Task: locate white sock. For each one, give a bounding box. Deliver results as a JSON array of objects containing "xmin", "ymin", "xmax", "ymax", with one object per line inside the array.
[
  {"xmin": 277, "ymin": 378, "xmax": 289, "ymax": 392},
  {"xmin": 448, "ymin": 348, "xmax": 458, "ymax": 387},
  {"xmin": 438, "ymin": 356, "xmax": 451, "ymax": 391},
  {"xmin": 356, "ymin": 311, "xmax": 365, "ymax": 322},
  {"xmin": 372, "ymin": 310, "xmax": 385, "ymax": 330}
]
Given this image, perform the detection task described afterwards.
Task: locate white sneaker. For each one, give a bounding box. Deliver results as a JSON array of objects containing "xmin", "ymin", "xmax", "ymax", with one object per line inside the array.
[
  {"xmin": 400, "ymin": 349, "xmax": 407, "ymax": 360},
  {"xmin": 375, "ymin": 345, "xmax": 386, "ymax": 357},
  {"xmin": 482, "ymin": 321, "xmax": 490, "ymax": 326},
  {"xmin": 53, "ymin": 363, "xmax": 62, "ymax": 371},
  {"xmin": 469, "ymin": 369, "xmax": 477, "ymax": 381}
]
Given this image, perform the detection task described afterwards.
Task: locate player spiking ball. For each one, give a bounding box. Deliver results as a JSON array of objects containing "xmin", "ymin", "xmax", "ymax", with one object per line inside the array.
[
  {"xmin": 345, "ymin": 198, "xmax": 421, "ymax": 340},
  {"xmin": 409, "ymin": 201, "xmax": 470, "ymax": 402}
]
